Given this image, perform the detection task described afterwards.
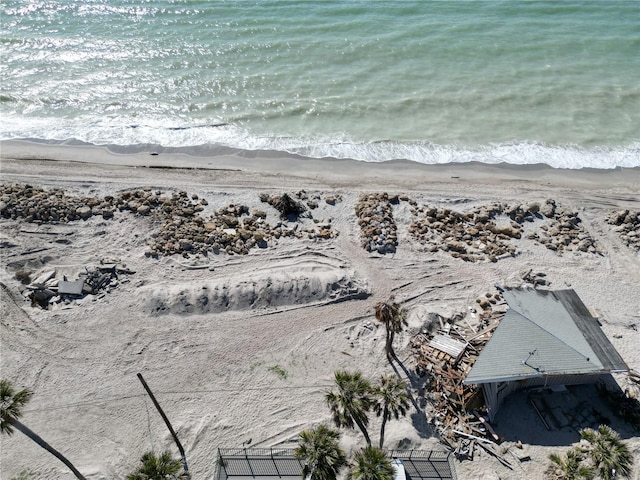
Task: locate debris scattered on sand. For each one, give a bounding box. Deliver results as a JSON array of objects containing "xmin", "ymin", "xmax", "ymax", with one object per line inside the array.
[
  {"xmin": 409, "ymin": 199, "xmax": 603, "ymax": 261},
  {"xmin": 355, "ymin": 193, "xmax": 402, "ymax": 254},
  {"xmin": 23, "ymin": 260, "xmax": 135, "ymax": 309},
  {"xmin": 0, "ymin": 184, "xmax": 339, "ymax": 259},
  {"xmin": 606, "ymin": 209, "xmax": 640, "ymax": 252}
]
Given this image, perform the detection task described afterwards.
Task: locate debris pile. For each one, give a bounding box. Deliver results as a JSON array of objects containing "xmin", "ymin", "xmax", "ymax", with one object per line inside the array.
[
  {"xmin": 525, "ymin": 200, "xmax": 602, "ymax": 254},
  {"xmin": 409, "ymin": 199, "xmax": 602, "ymax": 261},
  {"xmin": 606, "ymin": 209, "xmax": 640, "ymax": 251},
  {"xmin": 150, "ymin": 202, "xmax": 259, "ymax": 257},
  {"xmin": 1, "ymin": 183, "xmax": 339, "ymax": 258},
  {"xmin": 520, "ymin": 269, "xmax": 550, "ymax": 288},
  {"xmin": 0, "ymin": 184, "xmax": 188, "ymax": 222},
  {"xmin": 23, "ymin": 261, "xmax": 135, "ymax": 309},
  {"xmin": 411, "ymin": 292, "xmax": 509, "ymax": 462},
  {"xmin": 323, "ymin": 194, "xmax": 343, "ymax": 206},
  {"xmin": 1, "ymin": 183, "xmax": 107, "ymax": 222},
  {"xmin": 355, "ymin": 193, "xmax": 401, "ymax": 254},
  {"xmin": 409, "ymin": 203, "xmax": 519, "ymax": 262},
  {"xmin": 149, "ymin": 195, "xmax": 338, "ymax": 258},
  {"xmin": 260, "ymin": 192, "xmax": 308, "ymax": 220}
]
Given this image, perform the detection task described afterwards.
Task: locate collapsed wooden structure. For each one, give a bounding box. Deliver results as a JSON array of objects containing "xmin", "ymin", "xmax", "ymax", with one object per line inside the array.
[
  {"xmin": 410, "ymin": 300, "xmax": 507, "ymax": 463},
  {"xmin": 411, "ymin": 287, "xmax": 630, "ymax": 468}
]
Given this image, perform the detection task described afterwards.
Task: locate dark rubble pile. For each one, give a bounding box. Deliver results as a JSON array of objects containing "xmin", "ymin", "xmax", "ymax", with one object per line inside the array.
[
  {"xmin": 409, "ymin": 203, "xmax": 520, "ymax": 262},
  {"xmin": 525, "ymin": 199, "xmax": 602, "ymax": 254},
  {"xmin": 606, "ymin": 209, "xmax": 640, "ymax": 251},
  {"xmin": 409, "ymin": 199, "xmax": 601, "ymax": 261},
  {"xmin": 0, "ymin": 183, "xmax": 180, "ymax": 222},
  {"xmin": 355, "ymin": 193, "xmax": 402, "ymax": 254},
  {"xmin": 0, "ymin": 184, "xmax": 338, "ymax": 258},
  {"xmin": 23, "ymin": 261, "xmax": 134, "ymax": 309},
  {"xmin": 260, "ymin": 192, "xmax": 308, "ymax": 219}
]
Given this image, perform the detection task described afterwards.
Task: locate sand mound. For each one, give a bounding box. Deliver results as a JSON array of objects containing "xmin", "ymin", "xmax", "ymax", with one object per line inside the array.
[{"xmin": 142, "ymin": 253, "xmax": 369, "ymax": 315}]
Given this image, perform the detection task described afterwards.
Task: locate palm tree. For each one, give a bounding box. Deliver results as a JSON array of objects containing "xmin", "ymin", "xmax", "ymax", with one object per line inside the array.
[
  {"xmin": 1, "ymin": 379, "xmax": 86, "ymax": 480},
  {"xmin": 127, "ymin": 451, "xmax": 189, "ymax": 480},
  {"xmin": 348, "ymin": 446, "xmax": 395, "ymax": 480},
  {"xmin": 295, "ymin": 424, "xmax": 347, "ymax": 480},
  {"xmin": 374, "ymin": 297, "xmax": 407, "ymax": 359},
  {"xmin": 325, "ymin": 370, "xmax": 374, "ymax": 446},
  {"xmin": 545, "ymin": 449, "xmax": 594, "ymax": 480},
  {"xmin": 373, "ymin": 375, "xmax": 410, "ymax": 449},
  {"xmin": 579, "ymin": 425, "xmax": 632, "ymax": 480}
]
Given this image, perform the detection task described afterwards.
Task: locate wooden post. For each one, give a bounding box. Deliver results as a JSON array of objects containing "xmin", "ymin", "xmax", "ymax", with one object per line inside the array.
[{"xmin": 137, "ymin": 373, "xmax": 189, "ymax": 476}]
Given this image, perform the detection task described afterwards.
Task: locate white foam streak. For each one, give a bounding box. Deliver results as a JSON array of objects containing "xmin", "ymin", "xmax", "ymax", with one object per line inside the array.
[
  {"xmin": 1, "ymin": 116, "xmax": 638, "ymax": 170},
  {"xmin": 289, "ymin": 141, "xmax": 640, "ymax": 169}
]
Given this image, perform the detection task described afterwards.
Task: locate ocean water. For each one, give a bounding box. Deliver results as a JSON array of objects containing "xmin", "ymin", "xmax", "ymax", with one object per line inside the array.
[{"xmin": 1, "ymin": 0, "xmax": 639, "ymax": 169}]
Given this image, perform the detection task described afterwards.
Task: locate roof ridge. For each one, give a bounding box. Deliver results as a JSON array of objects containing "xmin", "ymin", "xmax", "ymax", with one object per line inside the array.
[{"xmin": 509, "ymin": 308, "xmax": 599, "ymax": 369}]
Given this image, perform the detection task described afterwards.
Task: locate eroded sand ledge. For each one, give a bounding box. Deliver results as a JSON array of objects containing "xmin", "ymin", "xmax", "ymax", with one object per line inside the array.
[{"xmin": 1, "ymin": 140, "xmax": 639, "ymax": 479}]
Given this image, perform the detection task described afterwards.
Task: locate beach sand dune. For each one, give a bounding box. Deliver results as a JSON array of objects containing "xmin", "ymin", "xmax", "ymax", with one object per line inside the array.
[{"xmin": 1, "ymin": 141, "xmax": 639, "ymax": 479}]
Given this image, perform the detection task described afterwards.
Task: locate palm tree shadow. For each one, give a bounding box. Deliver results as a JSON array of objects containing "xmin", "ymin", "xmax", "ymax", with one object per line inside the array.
[{"xmin": 388, "ymin": 351, "xmax": 434, "ymax": 439}]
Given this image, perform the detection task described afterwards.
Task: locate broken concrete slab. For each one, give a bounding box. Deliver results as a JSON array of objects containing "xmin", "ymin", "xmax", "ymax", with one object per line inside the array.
[
  {"xmin": 33, "ymin": 289, "xmax": 56, "ymax": 302},
  {"xmin": 58, "ymin": 279, "xmax": 85, "ymax": 296},
  {"xmin": 31, "ymin": 270, "xmax": 56, "ymax": 285}
]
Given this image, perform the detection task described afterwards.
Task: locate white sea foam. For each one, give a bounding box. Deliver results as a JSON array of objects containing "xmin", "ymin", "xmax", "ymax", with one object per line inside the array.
[{"xmin": 1, "ymin": 116, "xmax": 638, "ymax": 170}]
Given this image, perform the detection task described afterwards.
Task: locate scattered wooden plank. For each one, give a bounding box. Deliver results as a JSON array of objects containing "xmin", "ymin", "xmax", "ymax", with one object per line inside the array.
[
  {"xmin": 475, "ymin": 442, "xmax": 513, "ymax": 470},
  {"xmin": 451, "ymin": 429, "xmax": 493, "ymax": 445},
  {"xmin": 465, "ymin": 321, "xmax": 500, "ymax": 342},
  {"xmin": 473, "ymin": 410, "xmax": 500, "ymax": 442}
]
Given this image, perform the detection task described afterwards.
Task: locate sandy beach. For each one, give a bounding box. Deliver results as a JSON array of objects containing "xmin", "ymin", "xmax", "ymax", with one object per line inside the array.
[{"xmin": 1, "ymin": 140, "xmax": 639, "ymax": 479}]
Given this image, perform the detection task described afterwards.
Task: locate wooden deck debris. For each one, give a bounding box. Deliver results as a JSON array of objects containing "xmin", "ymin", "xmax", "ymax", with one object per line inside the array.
[
  {"xmin": 411, "ymin": 293, "xmax": 510, "ymax": 467},
  {"xmin": 429, "ymin": 334, "xmax": 467, "ymax": 362}
]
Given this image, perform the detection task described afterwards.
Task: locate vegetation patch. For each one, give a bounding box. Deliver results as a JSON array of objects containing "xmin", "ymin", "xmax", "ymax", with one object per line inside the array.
[{"xmin": 268, "ymin": 365, "xmax": 289, "ymax": 380}]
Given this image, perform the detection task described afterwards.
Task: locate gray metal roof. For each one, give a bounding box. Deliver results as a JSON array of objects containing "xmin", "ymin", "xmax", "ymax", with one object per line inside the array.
[{"xmin": 464, "ymin": 288, "xmax": 628, "ymax": 385}]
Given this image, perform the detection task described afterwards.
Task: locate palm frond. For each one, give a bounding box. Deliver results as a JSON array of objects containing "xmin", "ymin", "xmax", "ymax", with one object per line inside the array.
[
  {"xmin": 348, "ymin": 447, "xmax": 394, "ymax": 480},
  {"xmin": 579, "ymin": 425, "xmax": 632, "ymax": 480},
  {"xmin": 0, "ymin": 379, "xmax": 33, "ymax": 436},
  {"xmin": 126, "ymin": 450, "xmax": 186, "ymax": 480},
  {"xmin": 373, "ymin": 375, "xmax": 410, "ymax": 421},
  {"xmin": 295, "ymin": 425, "xmax": 346, "ymax": 480}
]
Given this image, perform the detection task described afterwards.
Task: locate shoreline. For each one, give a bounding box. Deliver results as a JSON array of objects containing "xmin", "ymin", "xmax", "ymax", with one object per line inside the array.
[{"xmin": 2, "ymin": 139, "xmax": 640, "ymax": 190}]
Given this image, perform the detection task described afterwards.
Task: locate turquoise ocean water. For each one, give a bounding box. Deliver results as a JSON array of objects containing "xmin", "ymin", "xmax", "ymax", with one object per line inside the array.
[{"xmin": 1, "ymin": 1, "xmax": 639, "ymax": 169}]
